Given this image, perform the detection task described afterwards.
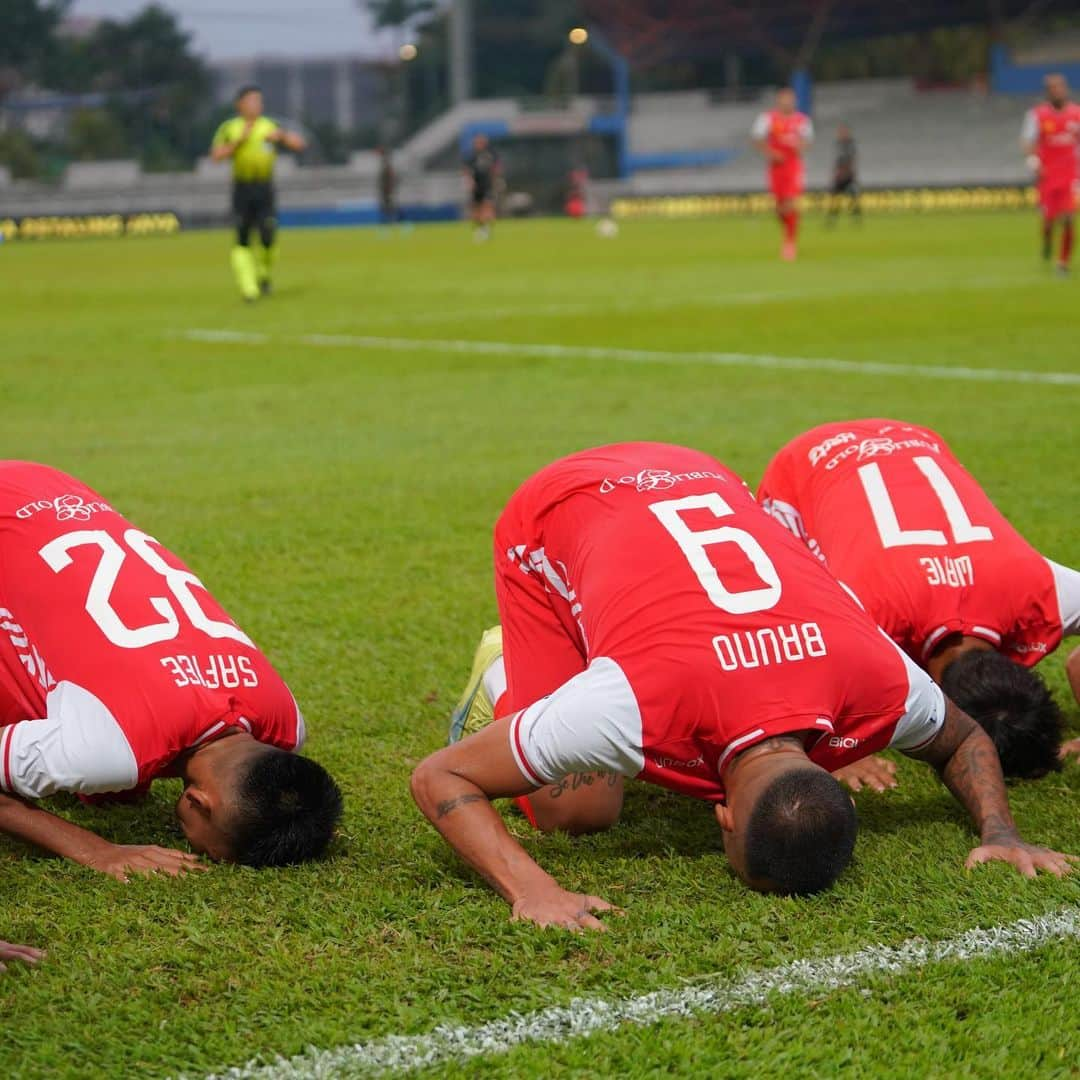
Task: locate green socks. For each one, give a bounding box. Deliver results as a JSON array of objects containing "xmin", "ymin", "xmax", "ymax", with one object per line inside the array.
[
  {"xmin": 230, "ymin": 245, "xmax": 259, "ymax": 300},
  {"xmin": 255, "ymin": 243, "xmax": 276, "ymax": 289}
]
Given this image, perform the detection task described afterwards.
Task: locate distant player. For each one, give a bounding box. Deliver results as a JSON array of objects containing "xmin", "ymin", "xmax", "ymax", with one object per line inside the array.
[
  {"xmin": 826, "ymin": 123, "xmax": 861, "ymax": 225},
  {"xmin": 377, "ymin": 146, "xmax": 399, "ymax": 226},
  {"xmin": 1021, "ymin": 73, "xmax": 1080, "ymax": 276},
  {"xmin": 463, "ymin": 133, "xmax": 499, "ymax": 241},
  {"xmin": 411, "ymin": 443, "xmax": 1070, "ymax": 931},
  {"xmin": 210, "ymin": 85, "xmax": 307, "ymax": 301},
  {"xmin": 752, "ymin": 87, "xmax": 813, "ymax": 260},
  {"xmin": 0, "ymin": 462, "xmax": 342, "ymax": 878},
  {"xmin": 759, "ymin": 420, "xmax": 1080, "ymax": 787}
]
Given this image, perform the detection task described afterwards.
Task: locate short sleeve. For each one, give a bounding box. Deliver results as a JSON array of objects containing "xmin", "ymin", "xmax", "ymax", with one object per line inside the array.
[
  {"xmin": 211, "ymin": 120, "xmax": 234, "ymax": 147},
  {"xmin": 751, "ymin": 113, "xmax": 770, "ymax": 140},
  {"xmin": 1021, "ymin": 109, "xmax": 1038, "ymax": 144},
  {"xmin": 885, "ymin": 642, "xmax": 946, "ymax": 753},
  {"xmin": 0, "ymin": 682, "xmax": 138, "ymax": 798},
  {"xmin": 508, "ymin": 657, "xmax": 645, "ymax": 786},
  {"xmin": 1049, "ymin": 559, "xmax": 1080, "ymax": 637}
]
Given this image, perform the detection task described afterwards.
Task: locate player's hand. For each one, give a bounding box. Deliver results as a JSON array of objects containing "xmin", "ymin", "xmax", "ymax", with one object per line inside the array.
[
  {"xmin": 1059, "ymin": 737, "xmax": 1080, "ymax": 762},
  {"xmin": 0, "ymin": 940, "xmax": 44, "ymax": 972},
  {"xmin": 511, "ymin": 884, "xmax": 622, "ymax": 932},
  {"xmin": 83, "ymin": 843, "xmax": 207, "ymax": 882},
  {"xmin": 965, "ymin": 841, "xmax": 1077, "ymax": 879},
  {"xmin": 833, "ymin": 755, "xmax": 898, "ymax": 794}
]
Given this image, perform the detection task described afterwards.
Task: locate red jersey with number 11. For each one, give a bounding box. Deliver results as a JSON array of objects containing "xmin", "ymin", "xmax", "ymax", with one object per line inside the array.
[
  {"xmin": 758, "ymin": 420, "xmax": 1080, "ymax": 667},
  {"xmin": 0, "ymin": 461, "xmax": 303, "ymax": 800}
]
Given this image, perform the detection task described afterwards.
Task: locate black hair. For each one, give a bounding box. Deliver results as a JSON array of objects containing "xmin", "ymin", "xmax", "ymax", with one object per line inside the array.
[
  {"xmin": 744, "ymin": 768, "xmax": 857, "ymax": 895},
  {"xmin": 227, "ymin": 749, "xmax": 343, "ymax": 868},
  {"xmin": 235, "ymin": 84, "xmax": 262, "ymax": 102},
  {"xmin": 940, "ymin": 650, "xmax": 1063, "ymax": 779}
]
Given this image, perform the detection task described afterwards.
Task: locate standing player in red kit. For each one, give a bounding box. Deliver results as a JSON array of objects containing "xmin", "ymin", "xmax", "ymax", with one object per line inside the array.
[
  {"xmin": 759, "ymin": 420, "xmax": 1080, "ymax": 788},
  {"xmin": 410, "ymin": 444, "xmax": 1071, "ymax": 931},
  {"xmin": 753, "ymin": 87, "xmax": 813, "ymax": 261},
  {"xmin": 1021, "ymin": 73, "xmax": 1080, "ymax": 275},
  {"xmin": 0, "ymin": 462, "xmax": 342, "ymax": 880}
]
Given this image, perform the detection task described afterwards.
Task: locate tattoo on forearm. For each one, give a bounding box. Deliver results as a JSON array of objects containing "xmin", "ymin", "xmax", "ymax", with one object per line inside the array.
[
  {"xmin": 942, "ymin": 729, "xmax": 1017, "ymax": 840},
  {"xmin": 548, "ymin": 771, "xmax": 619, "ymax": 799},
  {"xmin": 435, "ymin": 794, "xmax": 488, "ymax": 819}
]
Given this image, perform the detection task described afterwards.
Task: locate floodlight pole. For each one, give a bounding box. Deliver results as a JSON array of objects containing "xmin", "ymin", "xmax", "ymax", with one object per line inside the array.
[
  {"xmin": 583, "ymin": 27, "xmax": 632, "ymax": 179},
  {"xmin": 449, "ymin": 0, "xmax": 474, "ymax": 105}
]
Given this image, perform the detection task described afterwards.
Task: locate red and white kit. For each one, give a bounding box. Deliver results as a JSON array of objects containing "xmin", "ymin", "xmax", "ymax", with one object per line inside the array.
[
  {"xmin": 0, "ymin": 462, "xmax": 304, "ymax": 799},
  {"xmin": 758, "ymin": 420, "xmax": 1080, "ymax": 667},
  {"xmin": 752, "ymin": 109, "xmax": 813, "ymax": 201},
  {"xmin": 1022, "ymin": 102, "xmax": 1080, "ymax": 219},
  {"xmin": 495, "ymin": 443, "xmax": 944, "ymax": 803}
]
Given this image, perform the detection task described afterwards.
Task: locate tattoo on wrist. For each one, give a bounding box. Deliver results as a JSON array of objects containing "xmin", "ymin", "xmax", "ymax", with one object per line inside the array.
[{"xmin": 435, "ymin": 794, "xmax": 487, "ymax": 819}]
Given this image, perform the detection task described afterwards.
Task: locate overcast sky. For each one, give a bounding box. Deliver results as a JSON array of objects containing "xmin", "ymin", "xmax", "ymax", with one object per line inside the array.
[{"xmin": 70, "ymin": 0, "xmax": 397, "ymax": 61}]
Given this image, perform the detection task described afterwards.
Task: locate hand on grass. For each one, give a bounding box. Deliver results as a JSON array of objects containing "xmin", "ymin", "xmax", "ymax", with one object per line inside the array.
[
  {"xmin": 833, "ymin": 755, "xmax": 899, "ymax": 794},
  {"xmin": 511, "ymin": 884, "xmax": 621, "ymax": 932},
  {"xmin": 1059, "ymin": 738, "xmax": 1080, "ymax": 762},
  {"xmin": 82, "ymin": 844, "xmax": 207, "ymax": 882},
  {"xmin": 0, "ymin": 940, "xmax": 44, "ymax": 972},
  {"xmin": 965, "ymin": 842, "xmax": 1076, "ymax": 879}
]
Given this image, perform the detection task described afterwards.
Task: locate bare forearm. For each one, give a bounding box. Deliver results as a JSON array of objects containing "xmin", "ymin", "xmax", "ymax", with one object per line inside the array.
[
  {"xmin": 937, "ymin": 726, "xmax": 1019, "ymax": 842},
  {"xmin": 1066, "ymin": 646, "xmax": 1080, "ymax": 708},
  {"xmin": 411, "ymin": 768, "xmax": 552, "ymax": 905},
  {"xmin": 0, "ymin": 794, "xmax": 110, "ymax": 866}
]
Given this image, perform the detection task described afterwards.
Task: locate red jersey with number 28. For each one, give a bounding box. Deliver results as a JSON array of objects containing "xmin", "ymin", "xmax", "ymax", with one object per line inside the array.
[
  {"xmin": 502, "ymin": 443, "xmax": 944, "ymax": 804},
  {"xmin": 758, "ymin": 420, "xmax": 1080, "ymax": 667},
  {"xmin": 0, "ymin": 461, "xmax": 303, "ymax": 799}
]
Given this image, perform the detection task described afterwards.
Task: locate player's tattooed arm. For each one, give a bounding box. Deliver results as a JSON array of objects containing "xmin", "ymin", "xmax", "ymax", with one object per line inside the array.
[
  {"xmin": 0, "ymin": 792, "xmax": 204, "ymax": 882},
  {"xmin": 905, "ymin": 700, "xmax": 1075, "ymax": 878},
  {"xmin": 1060, "ymin": 648, "xmax": 1080, "ymax": 761},
  {"xmin": 411, "ymin": 719, "xmax": 620, "ymax": 931}
]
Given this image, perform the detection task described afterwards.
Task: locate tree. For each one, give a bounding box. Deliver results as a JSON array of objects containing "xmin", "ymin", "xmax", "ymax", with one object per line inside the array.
[{"xmin": 0, "ymin": 0, "xmax": 69, "ymax": 102}]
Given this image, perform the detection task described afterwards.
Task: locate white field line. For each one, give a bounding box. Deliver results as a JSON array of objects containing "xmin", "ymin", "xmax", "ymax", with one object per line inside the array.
[
  {"xmin": 202, "ymin": 906, "xmax": 1080, "ymax": 1079},
  {"xmin": 180, "ymin": 329, "xmax": 1080, "ymax": 387}
]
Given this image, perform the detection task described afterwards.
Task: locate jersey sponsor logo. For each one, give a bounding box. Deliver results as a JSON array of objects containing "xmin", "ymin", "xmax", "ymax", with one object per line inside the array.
[
  {"xmin": 649, "ymin": 753, "xmax": 706, "ymax": 771},
  {"xmin": 712, "ymin": 621, "xmax": 827, "ymax": 671},
  {"xmin": 828, "ymin": 735, "xmax": 859, "ymax": 750},
  {"xmin": 16, "ymin": 494, "xmax": 112, "ymax": 522},
  {"xmin": 808, "ymin": 431, "xmax": 857, "ymax": 467},
  {"xmin": 1012, "ymin": 641, "xmax": 1049, "ymax": 655},
  {"xmin": 599, "ymin": 468, "xmax": 728, "ymax": 494},
  {"xmin": 820, "ymin": 434, "xmax": 941, "ymax": 471}
]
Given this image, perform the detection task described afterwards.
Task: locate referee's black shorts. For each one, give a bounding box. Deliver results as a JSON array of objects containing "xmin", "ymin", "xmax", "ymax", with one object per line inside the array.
[{"xmin": 232, "ymin": 181, "xmax": 277, "ymax": 246}]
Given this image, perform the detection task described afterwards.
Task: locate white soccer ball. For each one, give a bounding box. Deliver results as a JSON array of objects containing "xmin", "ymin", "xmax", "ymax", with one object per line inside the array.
[{"xmin": 596, "ymin": 217, "xmax": 619, "ymax": 239}]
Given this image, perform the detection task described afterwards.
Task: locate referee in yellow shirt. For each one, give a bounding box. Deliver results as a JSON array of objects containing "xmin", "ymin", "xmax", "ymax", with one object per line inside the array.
[{"xmin": 210, "ymin": 85, "xmax": 306, "ymax": 301}]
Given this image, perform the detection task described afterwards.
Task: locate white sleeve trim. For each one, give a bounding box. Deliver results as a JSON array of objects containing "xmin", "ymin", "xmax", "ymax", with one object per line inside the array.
[
  {"xmin": 886, "ymin": 639, "xmax": 946, "ymax": 752},
  {"xmin": 1049, "ymin": 559, "xmax": 1080, "ymax": 637},
  {"xmin": 508, "ymin": 657, "xmax": 645, "ymax": 786},
  {"xmin": 2, "ymin": 682, "xmax": 138, "ymax": 798},
  {"xmin": 289, "ymin": 689, "xmax": 306, "ymax": 750},
  {"xmin": 751, "ymin": 112, "xmax": 770, "ymax": 140},
  {"xmin": 1021, "ymin": 108, "xmax": 1038, "ymax": 144}
]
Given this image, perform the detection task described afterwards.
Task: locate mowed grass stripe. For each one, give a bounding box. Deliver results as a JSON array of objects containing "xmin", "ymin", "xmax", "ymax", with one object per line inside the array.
[
  {"xmin": 202, "ymin": 906, "xmax": 1080, "ymax": 1079},
  {"xmin": 179, "ymin": 330, "xmax": 1080, "ymax": 387}
]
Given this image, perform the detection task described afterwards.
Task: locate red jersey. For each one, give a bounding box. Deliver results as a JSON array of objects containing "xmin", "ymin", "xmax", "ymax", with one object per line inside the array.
[
  {"xmin": 753, "ymin": 109, "xmax": 813, "ymax": 166},
  {"xmin": 1023, "ymin": 102, "xmax": 1080, "ymax": 185},
  {"xmin": 0, "ymin": 462, "xmax": 304, "ymax": 799},
  {"xmin": 758, "ymin": 420, "xmax": 1080, "ymax": 668},
  {"xmin": 497, "ymin": 443, "xmax": 944, "ymax": 804}
]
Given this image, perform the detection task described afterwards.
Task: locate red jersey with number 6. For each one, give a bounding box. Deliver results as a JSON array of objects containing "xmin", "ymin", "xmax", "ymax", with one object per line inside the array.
[
  {"xmin": 0, "ymin": 461, "xmax": 303, "ymax": 800},
  {"xmin": 757, "ymin": 420, "xmax": 1080, "ymax": 668},
  {"xmin": 500, "ymin": 443, "xmax": 945, "ymax": 805}
]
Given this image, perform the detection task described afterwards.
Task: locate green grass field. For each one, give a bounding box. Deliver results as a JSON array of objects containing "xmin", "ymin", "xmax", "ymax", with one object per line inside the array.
[{"xmin": 2, "ymin": 212, "xmax": 1079, "ymax": 1079}]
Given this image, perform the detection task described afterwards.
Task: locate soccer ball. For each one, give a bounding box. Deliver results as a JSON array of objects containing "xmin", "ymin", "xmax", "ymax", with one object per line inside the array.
[{"xmin": 596, "ymin": 217, "xmax": 619, "ymax": 239}]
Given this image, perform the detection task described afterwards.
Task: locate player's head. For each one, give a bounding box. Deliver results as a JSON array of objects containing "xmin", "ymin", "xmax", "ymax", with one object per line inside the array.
[
  {"xmin": 716, "ymin": 739, "xmax": 857, "ymax": 894},
  {"xmin": 176, "ymin": 738, "xmax": 343, "ymax": 866},
  {"xmin": 1045, "ymin": 73, "xmax": 1069, "ymax": 106},
  {"xmin": 940, "ymin": 650, "xmax": 1063, "ymax": 779},
  {"xmin": 473, "ymin": 132, "xmax": 488, "ymax": 151},
  {"xmin": 235, "ymin": 85, "xmax": 264, "ymax": 119},
  {"xmin": 776, "ymin": 87, "xmax": 797, "ymax": 113}
]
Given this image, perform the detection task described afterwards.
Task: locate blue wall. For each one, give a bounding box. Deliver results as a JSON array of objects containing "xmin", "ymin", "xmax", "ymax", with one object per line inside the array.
[{"xmin": 991, "ymin": 44, "xmax": 1080, "ymax": 95}]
